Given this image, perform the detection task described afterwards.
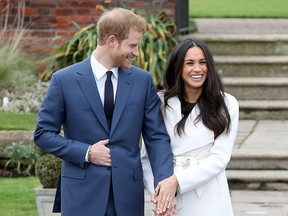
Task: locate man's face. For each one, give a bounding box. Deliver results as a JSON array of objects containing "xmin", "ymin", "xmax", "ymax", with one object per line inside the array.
[{"xmin": 111, "ymin": 27, "xmax": 143, "ymax": 68}]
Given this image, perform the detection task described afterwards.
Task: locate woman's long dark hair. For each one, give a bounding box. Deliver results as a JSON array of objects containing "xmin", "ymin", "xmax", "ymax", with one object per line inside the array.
[{"xmin": 163, "ymin": 38, "xmax": 231, "ymax": 139}]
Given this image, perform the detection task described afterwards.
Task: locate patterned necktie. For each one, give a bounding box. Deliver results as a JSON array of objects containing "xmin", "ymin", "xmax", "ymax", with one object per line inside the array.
[{"xmin": 104, "ymin": 71, "xmax": 114, "ymax": 128}]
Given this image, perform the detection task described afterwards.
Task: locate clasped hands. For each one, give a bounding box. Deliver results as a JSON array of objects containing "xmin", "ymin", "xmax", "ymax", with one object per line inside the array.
[
  {"xmin": 151, "ymin": 174, "xmax": 178, "ymax": 216},
  {"xmin": 89, "ymin": 140, "xmax": 178, "ymax": 216}
]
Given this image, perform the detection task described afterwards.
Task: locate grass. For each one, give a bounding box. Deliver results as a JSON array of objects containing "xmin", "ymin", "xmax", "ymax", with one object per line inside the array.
[
  {"xmin": 189, "ymin": 0, "xmax": 288, "ymax": 18},
  {"xmin": 0, "ymin": 177, "xmax": 39, "ymax": 216},
  {"xmin": 0, "ymin": 112, "xmax": 37, "ymax": 130}
]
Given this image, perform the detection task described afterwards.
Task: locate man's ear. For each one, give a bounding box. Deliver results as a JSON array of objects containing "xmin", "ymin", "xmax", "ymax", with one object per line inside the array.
[{"xmin": 107, "ymin": 35, "xmax": 117, "ymax": 48}]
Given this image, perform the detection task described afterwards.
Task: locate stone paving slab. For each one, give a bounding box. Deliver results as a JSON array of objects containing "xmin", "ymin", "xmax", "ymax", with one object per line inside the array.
[
  {"xmin": 230, "ymin": 120, "xmax": 288, "ymax": 170},
  {"xmin": 194, "ymin": 18, "xmax": 288, "ymax": 35},
  {"xmin": 241, "ymin": 120, "xmax": 288, "ymax": 151},
  {"xmin": 234, "ymin": 120, "xmax": 288, "ymax": 152},
  {"xmin": 231, "ymin": 190, "xmax": 288, "ymax": 216},
  {"xmin": 234, "ymin": 120, "xmax": 256, "ymax": 148},
  {"xmin": 227, "ymin": 170, "xmax": 288, "ymax": 182}
]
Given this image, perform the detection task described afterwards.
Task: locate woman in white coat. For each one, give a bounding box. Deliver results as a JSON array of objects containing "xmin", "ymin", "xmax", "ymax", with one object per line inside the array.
[{"xmin": 141, "ymin": 38, "xmax": 239, "ymax": 216}]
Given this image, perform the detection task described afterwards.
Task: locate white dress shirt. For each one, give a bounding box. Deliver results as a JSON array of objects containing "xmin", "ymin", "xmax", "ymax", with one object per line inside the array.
[
  {"xmin": 85, "ymin": 53, "xmax": 119, "ymax": 162},
  {"xmin": 90, "ymin": 52, "xmax": 118, "ymax": 105}
]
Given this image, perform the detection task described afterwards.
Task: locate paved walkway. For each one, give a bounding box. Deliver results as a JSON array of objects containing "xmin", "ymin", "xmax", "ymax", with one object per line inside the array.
[{"xmin": 232, "ymin": 190, "xmax": 288, "ymax": 216}]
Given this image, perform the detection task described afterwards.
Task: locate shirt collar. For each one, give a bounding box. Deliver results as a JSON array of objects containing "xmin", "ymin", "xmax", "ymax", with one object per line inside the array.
[{"xmin": 90, "ymin": 52, "xmax": 118, "ymax": 80}]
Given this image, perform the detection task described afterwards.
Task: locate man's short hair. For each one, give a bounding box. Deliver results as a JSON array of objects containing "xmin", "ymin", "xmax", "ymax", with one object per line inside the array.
[{"xmin": 97, "ymin": 8, "xmax": 146, "ymax": 45}]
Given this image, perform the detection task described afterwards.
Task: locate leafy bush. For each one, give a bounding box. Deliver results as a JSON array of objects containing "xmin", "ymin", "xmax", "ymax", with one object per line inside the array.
[
  {"xmin": 35, "ymin": 153, "xmax": 61, "ymax": 188},
  {"xmin": 40, "ymin": 10, "xmax": 178, "ymax": 90},
  {"xmin": 137, "ymin": 11, "xmax": 178, "ymax": 88},
  {"xmin": 3, "ymin": 142, "xmax": 40, "ymax": 176}
]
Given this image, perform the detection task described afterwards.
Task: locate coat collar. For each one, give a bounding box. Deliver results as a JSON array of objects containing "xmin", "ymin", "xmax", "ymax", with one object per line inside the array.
[{"xmin": 159, "ymin": 94, "xmax": 214, "ymax": 155}]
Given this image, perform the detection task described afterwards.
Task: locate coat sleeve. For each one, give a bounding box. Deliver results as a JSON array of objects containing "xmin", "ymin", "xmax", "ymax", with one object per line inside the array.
[
  {"xmin": 140, "ymin": 141, "xmax": 155, "ymax": 195},
  {"xmin": 174, "ymin": 94, "xmax": 239, "ymax": 194}
]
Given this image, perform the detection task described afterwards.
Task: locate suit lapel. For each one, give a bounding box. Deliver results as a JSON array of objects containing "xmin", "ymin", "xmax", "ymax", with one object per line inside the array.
[
  {"xmin": 110, "ymin": 67, "xmax": 133, "ymax": 135},
  {"xmin": 77, "ymin": 58, "xmax": 110, "ymax": 133}
]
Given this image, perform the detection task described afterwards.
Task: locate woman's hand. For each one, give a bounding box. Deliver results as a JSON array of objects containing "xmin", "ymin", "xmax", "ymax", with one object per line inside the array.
[{"xmin": 152, "ymin": 174, "xmax": 178, "ymax": 214}]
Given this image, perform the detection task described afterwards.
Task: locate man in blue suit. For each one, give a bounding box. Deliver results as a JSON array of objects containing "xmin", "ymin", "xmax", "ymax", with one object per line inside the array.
[{"xmin": 34, "ymin": 7, "xmax": 174, "ymax": 216}]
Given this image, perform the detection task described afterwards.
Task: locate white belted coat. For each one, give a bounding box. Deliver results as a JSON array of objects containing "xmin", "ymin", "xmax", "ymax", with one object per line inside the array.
[{"xmin": 141, "ymin": 92, "xmax": 239, "ymax": 216}]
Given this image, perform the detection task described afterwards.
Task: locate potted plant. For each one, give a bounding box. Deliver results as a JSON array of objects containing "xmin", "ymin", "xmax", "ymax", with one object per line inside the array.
[{"xmin": 34, "ymin": 153, "xmax": 61, "ymax": 216}]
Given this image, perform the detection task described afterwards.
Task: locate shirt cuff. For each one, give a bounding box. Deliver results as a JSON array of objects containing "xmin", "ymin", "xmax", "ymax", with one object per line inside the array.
[{"xmin": 85, "ymin": 145, "xmax": 91, "ymax": 162}]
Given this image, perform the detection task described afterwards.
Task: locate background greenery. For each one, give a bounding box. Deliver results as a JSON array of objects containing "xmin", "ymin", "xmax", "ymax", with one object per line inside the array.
[
  {"xmin": 189, "ymin": 0, "xmax": 288, "ymax": 18},
  {"xmin": 41, "ymin": 10, "xmax": 177, "ymax": 90},
  {"xmin": 0, "ymin": 177, "xmax": 39, "ymax": 216},
  {"xmin": 0, "ymin": 112, "xmax": 37, "ymax": 130}
]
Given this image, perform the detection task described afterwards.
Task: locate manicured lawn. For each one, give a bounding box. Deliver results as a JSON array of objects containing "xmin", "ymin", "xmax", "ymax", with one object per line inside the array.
[
  {"xmin": 189, "ymin": 0, "xmax": 288, "ymax": 18},
  {"xmin": 0, "ymin": 112, "xmax": 37, "ymax": 130},
  {"xmin": 0, "ymin": 177, "xmax": 39, "ymax": 216}
]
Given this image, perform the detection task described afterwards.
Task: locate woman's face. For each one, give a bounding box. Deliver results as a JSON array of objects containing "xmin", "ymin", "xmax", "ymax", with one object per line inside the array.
[{"xmin": 181, "ymin": 46, "xmax": 208, "ymax": 94}]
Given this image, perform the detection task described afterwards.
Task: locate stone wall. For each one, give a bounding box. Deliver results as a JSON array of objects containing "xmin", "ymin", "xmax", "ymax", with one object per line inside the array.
[{"xmin": 0, "ymin": 130, "xmax": 34, "ymax": 148}]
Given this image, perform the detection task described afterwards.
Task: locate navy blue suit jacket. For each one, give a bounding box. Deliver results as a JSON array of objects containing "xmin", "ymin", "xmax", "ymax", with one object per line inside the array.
[{"xmin": 34, "ymin": 56, "xmax": 173, "ymax": 216}]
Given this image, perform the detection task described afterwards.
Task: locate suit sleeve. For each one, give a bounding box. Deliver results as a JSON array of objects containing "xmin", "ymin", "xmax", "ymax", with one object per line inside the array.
[
  {"xmin": 34, "ymin": 73, "xmax": 89, "ymax": 168},
  {"xmin": 141, "ymin": 75, "xmax": 174, "ymax": 188},
  {"xmin": 174, "ymin": 95, "xmax": 239, "ymax": 194}
]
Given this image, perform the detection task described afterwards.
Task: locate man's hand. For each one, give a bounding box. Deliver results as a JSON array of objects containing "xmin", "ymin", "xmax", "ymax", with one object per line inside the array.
[
  {"xmin": 89, "ymin": 139, "xmax": 111, "ymax": 166},
  {"xmin": 152, "ymin": 174, "xmax": 178, "ymax": 214}
]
